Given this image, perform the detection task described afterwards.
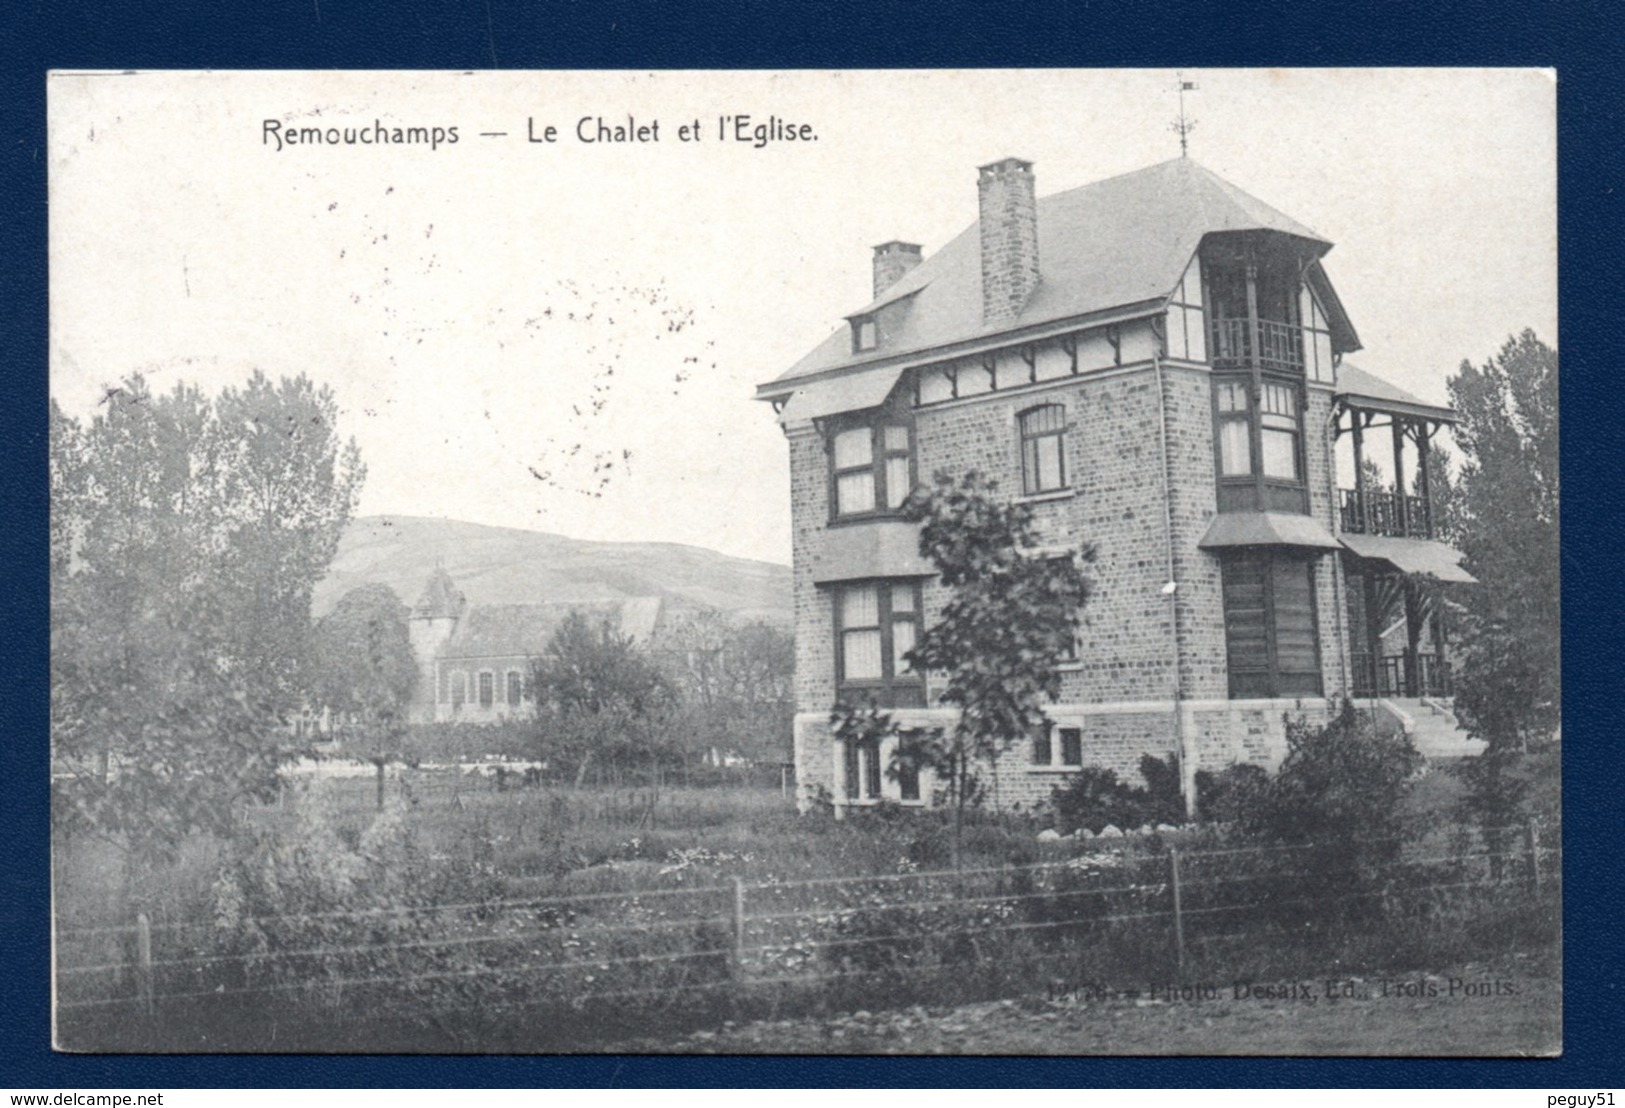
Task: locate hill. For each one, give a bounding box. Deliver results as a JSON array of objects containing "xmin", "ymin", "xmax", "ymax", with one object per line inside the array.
[{"xmin": 313, "ymin": 515, "xmax": 791, "ymax": 625}]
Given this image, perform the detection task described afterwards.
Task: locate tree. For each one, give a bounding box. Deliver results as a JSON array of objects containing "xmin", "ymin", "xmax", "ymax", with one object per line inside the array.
[
  {"xmin": 1446, "ymin": 331, "xmax": 1559, "ymax": 752},
  {"xmin": 888, "ymin": 471, "xmax": 1093, "ymax": 862},
  {"xmin": 50, "ymin": 372, "xmax": 363, "ymax": 873},
  {"xmin": 657, "ymin": 612, "xmax": 795, "ymax": 767},
  {"xmin": 210, "ymin": 371, "xmax": 366, "ymax": 715},
  {"xmin": 528, "ymin": 611, "xmax": 677, "ymax": 786},
  {"xmin": 311, "ymin": 583, "xmax": 417, "ymax": 761}
]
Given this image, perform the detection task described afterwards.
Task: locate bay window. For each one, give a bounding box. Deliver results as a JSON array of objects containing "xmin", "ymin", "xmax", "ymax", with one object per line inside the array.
[
  {"xmin": 830, "ymin": 420, "xmax": 914, "ymax": 519},
  {"xmin": 834, "ymin": 580, "xmax": 925, "ymax": 707}
]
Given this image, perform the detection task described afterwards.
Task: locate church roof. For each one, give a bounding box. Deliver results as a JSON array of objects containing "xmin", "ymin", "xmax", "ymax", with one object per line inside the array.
[
  {"xmin": 438, "ymin": 597, "xmax": 665, "ymax": 660},
  {"xmin": 412, "ymin": 566, "xmax": 465, "ymax": 619},
  {"xmin": 760, "ymin": 157, "xmax": 1354, "ymax": 397}
]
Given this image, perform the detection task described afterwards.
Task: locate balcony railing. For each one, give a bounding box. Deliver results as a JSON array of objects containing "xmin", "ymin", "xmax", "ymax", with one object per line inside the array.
[
  {"xmin": 1351, "ymin": 651, "xmax": 1453, "ymax": 699},
  {"xmin": 1209, "ymin": 317, "xmax": 1304, "ymax": 373},
  {"xmin": 1339, "ymin": 488, "xmax": 1433, "ymax": 539}
]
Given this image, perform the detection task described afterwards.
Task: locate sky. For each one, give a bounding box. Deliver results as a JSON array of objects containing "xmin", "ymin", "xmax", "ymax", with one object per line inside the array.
[{"xmin": 49, "ymin": 69, "xmax": 1556, "ymax": 566}]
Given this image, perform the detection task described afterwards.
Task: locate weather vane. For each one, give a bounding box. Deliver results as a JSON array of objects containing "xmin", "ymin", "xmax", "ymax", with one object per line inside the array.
[{"xmin": 1171, "ymin": 71, "xmax": 1198, "ymax": 157}]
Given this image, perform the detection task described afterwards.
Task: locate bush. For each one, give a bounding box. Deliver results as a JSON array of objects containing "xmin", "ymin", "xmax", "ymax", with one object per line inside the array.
[
  {"xmin": 1048, "ymin": 755, "xmax": 1183, "ymax": 834},
  {"xmin": 1194, "ymin": 763, "xmax": 1271, "ymax": 824},
  {"xmin": 1246, "ymin": 699, "xmax": 1422, "ymax": 856}
]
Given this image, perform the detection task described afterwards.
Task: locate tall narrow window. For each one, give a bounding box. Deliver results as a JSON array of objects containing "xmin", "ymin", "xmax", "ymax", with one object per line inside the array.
[
  {"xmin": 1260, "ymin": 382, "xmax": 1301, "ymax": 480},
  {"xmin": 478, "ymin": 671, "xmax": 494, "ymax": 708},
  {"xmin": 1215, "ymin": 379, "xmax": 1252, "ymax": 476},
  {"xmin": 882, "ymin": 425, "xmax": 912, "ymax": 509},
  {"xmin": 1019, "ymin": 404, "xmax": 1068, "ymax": 494},
  {"xmin": 833, "ymin": 428, "xmax": 875, "ymax": 516},
  {"xmin": 838, "ymin": 585, "xmax": 883, "ymax": 681},
  {"xmin": 506, "ymin": 670, "xmax": 523, "ymax": 707},
  {"xmin": 451, "ymin": 672, "xmax": 466, "ymax": 710}
]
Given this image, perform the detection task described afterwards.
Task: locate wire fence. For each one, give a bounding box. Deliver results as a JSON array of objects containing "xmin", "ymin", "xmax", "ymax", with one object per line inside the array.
[{"xmin": 53, "ymin": 821, "xmax": 1559, "ymax": 1047}]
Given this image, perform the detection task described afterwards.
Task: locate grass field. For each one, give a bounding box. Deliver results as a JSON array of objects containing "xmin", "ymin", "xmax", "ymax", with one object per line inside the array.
[{"xmin": 51, "ymin": 754, "xmax": 1560, "ymax": 1052}]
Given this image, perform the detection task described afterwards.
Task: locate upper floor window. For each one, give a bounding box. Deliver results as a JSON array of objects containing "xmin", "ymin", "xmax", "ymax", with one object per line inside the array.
[
  {"xmin": 1216, "ymin": 380, "xmax": 1251, "ymax": 476},
  {"xmin": 1259, "ymin": 382, "xmax": 1301, "ymax": 481},
  {"xmin": 853, "ymin": 317, "xmax": 878, "ymax": 352},
  {"xmin": 1213, "ymin": 374, "xmax": 1307, "ymax": 513},
  {"xmin": 835, "ymin": 580, "xmax": 924, "ymax": 707},
  {"xmin": 1019, "ymin": 404, "xmax": 1068, "ymax": 495},
  {"xmin": 831, "ymin": 421, "xmax": 913, "ymax": 518}
]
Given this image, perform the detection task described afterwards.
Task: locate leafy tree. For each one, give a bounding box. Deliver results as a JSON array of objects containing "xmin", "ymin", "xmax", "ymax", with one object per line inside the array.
[
  {"xmin": 1446, "ymin": 331, "xmax": 1559, "ymax": 752},
  {"xmin": 50, "ymin": 372, "xmax": 363, "ymax": 874},
  {"xmin": 528, "ymin": 611, "xmax": 677, "ymax": 785},
  {"xmin": 657, "ymin": 611, "xmax": 794, "ymax": 767},
  {"xmin": 210, "ymin": 371, "xmax": 366, "ymax": 714},
  {"xmin": 311, "ymin": 583, "xmax": 417, "ymax": 762},
  {"xmin": 889, "ymin": 471, "xmax": 1093, "ymax": 862}
]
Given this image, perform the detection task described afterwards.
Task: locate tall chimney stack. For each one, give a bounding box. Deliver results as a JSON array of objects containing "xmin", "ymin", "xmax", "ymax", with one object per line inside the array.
[
  {"xmin": 977, "ymin": 157, "xmax": 1039, "ymax": 326},
  {"xmin": 871, "ymin": 240, "xmax": 923, "ymax": 299}
]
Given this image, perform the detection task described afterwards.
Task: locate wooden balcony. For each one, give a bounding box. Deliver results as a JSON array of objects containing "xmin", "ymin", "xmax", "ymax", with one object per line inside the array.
[
  {"xmin": 1339, "ymin": 488, "xmax": 1434, "ymax": 540},
  {"xmin": 1210, "ymin": 317, "xmax": 1304, "ymax": 374}
]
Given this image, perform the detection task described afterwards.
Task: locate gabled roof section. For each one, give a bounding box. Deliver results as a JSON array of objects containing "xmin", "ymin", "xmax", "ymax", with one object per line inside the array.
[
  {"xmin": 1337, "ymin": 362, "xmax": 1455, "ymax": 423},
  {"xmin": 761, "ymin": 157, "xmax": 1337, "ymax": 396},
  {"xmin": 412, "ymin": 566, "xmax": 466, "ymax": 620},
  {"xmin": 440, "ymin": 598, "xmax": 665, "ymax": 660}
]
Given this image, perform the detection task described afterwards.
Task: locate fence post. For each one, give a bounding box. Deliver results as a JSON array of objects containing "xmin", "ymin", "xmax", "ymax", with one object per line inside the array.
[
  {"xmin": 134, "ymin": 912, "xmax": 154, "ymax": 1017},
  {"xmin": 731, "ymin": 877, "xmax": 746, "ymax": 980},
  {"xmin": 1168, "ymin": 848, "xmax": 1187, "ymax": 974},
  {"xmin": 1526, "ymin": 819, "xmax": 1542, "ymax": 892}
]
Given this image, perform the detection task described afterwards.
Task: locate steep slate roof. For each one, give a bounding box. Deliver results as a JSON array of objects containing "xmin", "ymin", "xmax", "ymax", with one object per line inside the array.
[
  {"xmin": 1337, "ymin": 361, "xmax": 1456, "ymax": 423},
  {"xmin": 439, "ymin": 598, "xmax": 664, "ymax": 660},
  {"xmin": 762, "ymin": 157, "xmax": 1343, "ymax": 395},
  {"xmin": 412, "ymin": 566, "xmax": 465, "ymax": 619}
]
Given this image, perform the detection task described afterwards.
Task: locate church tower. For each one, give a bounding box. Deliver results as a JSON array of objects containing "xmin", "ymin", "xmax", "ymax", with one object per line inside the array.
[{"xmin": 407, "ymin": 564, "xmax": 466, "ymax": 723}]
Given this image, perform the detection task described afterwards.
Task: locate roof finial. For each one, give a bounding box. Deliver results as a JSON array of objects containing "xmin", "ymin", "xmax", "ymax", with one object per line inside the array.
[{"xmin": 1171, "ymin": 71, "xmax": 1198, "ymax": 158}]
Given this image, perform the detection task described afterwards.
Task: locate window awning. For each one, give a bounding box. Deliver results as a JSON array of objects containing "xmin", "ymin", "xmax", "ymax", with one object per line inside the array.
[
  {"xmin": 777, "ymin": 365, "xmax": 907, "ymax": 424},
  {"xmin": 811, "ymin": 519, "xmax": 935, "ymax": 584},
  {"xmin": 1197, "ymin": 512, "xmax": 1342, "ymax": 551},
  {"xmin": 1338, "ymin": 533, "xmax": 1476, "ymax": 584}
]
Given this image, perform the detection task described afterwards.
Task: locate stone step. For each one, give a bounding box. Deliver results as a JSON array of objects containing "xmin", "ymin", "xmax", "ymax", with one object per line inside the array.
[{"xmin": 1384, "ymin": 697, "xmax": 1486, "ymax": 759}]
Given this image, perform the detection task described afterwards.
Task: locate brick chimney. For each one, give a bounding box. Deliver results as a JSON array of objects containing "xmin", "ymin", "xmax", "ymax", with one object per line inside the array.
[
  {"xmin": 871, "ymin": 240, "xmax": 923, "ymax": 299},
  {"xmin": 977, "ymin": 157, "xmax": 1039, "ymax": 326}
]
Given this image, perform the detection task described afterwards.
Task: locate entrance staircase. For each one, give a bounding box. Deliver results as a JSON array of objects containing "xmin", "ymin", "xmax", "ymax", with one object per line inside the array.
[{"xmin": 1381, "ymin": 697, "xmax": 1486, "ymax": 760}]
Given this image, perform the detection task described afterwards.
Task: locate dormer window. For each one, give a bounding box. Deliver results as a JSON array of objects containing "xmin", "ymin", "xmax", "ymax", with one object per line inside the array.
[{"xmin": 853, "ymin": 317, "xmax": 878, "ymax": 352}]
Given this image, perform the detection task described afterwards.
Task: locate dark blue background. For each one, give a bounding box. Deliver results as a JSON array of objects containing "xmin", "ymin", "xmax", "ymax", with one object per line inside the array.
[{"xmin": 4, "ymin": 0, "xmax": 1620, "ymax": 1088}]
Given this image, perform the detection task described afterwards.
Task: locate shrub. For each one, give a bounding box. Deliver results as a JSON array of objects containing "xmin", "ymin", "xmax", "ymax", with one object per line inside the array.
[
  {"xmin": 1048, "ymin": 754, "xmax": 1183, "ymax": 834},
  {"xmin": 1195, "ymin": 763, "xmax": 1272, "ymax": 824},
  {"xmin": 1247, "ymin": 699, "xmax": 1422, "ymax": 855}
]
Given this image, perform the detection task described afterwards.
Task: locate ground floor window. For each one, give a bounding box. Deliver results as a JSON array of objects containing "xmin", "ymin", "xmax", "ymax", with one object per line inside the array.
[
  {"xmin": 1221, "ymin": 549, "xmax": 1323, "ymax": 699},
  {"xmin": 506, "ymin": 670, "xmax": 523, "ymax": 707},
  {"xmin": 840, "ymin": 734, "xmax": 922, "ymax": 803},
  {"xmin": 1030, "ymin": 723, "xmax": 1084, "ymax": 768},
  {"xmin": 478, "ymin": 671, "xmax": 495, "ymax": 708}
]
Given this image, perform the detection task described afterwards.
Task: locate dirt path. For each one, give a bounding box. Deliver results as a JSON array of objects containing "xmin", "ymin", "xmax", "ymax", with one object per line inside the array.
[{"xmin": 614, "ymin": 952, "xmax": 1559, "ymax": 1056}]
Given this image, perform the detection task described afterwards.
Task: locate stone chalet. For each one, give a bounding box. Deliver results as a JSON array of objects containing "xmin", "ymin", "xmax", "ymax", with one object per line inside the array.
[
  {"xmin": 406, "ymin": 566, "xmax": 665, "ymax": 724},
  {"xmin": 755, "ymin": 156, "xmax": 1475, "ymax": 814}
]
